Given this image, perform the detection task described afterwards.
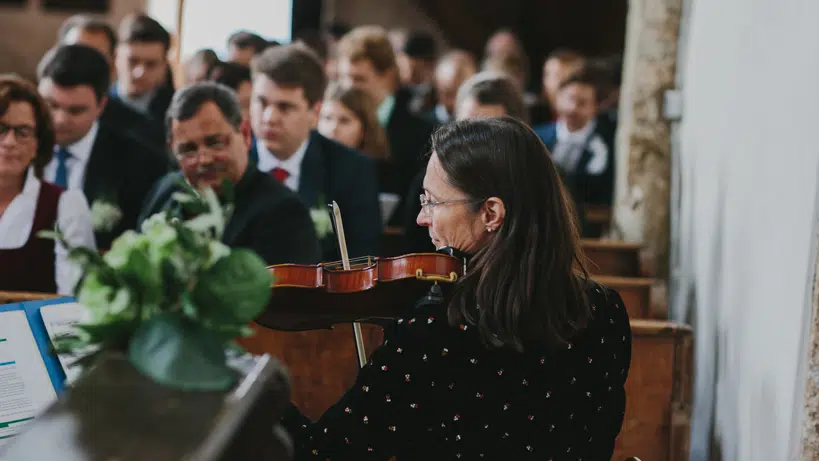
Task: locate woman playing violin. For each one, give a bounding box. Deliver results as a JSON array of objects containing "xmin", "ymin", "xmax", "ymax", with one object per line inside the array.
[{"xmin": 282, "ymin": 116, "xmax": 632, "ymax": 460}]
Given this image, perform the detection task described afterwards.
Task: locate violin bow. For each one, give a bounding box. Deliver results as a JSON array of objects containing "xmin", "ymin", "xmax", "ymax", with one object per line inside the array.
[{"xmin": 329, "ymin": 201, "xmax": 368, "ymax": 369}]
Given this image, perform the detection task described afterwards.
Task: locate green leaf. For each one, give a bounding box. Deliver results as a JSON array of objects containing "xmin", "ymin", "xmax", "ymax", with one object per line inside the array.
[
  {"xmin": 37, "ymin": 229, "xmax": 61, "ymax": 241},
  {"xmin": 75, "ymin": 319, "xmax": 140, "ymax": 348},
  {"xmin": 192, "ymin": 249, "xmax": 272, "ymax": 326},
  {"xmin": 128, "ymin": 312, "xmax": 236, "ymax": 391}
]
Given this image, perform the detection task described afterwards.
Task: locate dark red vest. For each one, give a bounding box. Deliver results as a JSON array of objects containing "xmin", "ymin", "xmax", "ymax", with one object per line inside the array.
[{"xmin": 0, "ymin": 181, "xmax": 64, "ymax": 293}]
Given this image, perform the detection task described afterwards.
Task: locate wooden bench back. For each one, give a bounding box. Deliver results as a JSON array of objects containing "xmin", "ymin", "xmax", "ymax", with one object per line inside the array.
[
  {"xmin": 581, "ymin": 239, "xmax": 643, "ymax": 277},
  {"xmin": 613, "ymin": 320, "xmax": 692, "ymax": 461},
  {"xmin": 593, "ymin": 276, "xmax": 654, "ymax": 319}
]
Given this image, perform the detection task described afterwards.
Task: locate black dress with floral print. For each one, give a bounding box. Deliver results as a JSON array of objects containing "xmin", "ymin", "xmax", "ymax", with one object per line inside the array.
[{"xmin": 282, "ymin": 282, "xmax": 632, "ymax": 460}]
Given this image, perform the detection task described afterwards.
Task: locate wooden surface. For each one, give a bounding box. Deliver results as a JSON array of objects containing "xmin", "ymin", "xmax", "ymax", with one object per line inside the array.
[
  {"xmin": 237, "ymin": 322, "xmax": 384, "ymax": 420},
  {"xmin": 594, "ymin": 276, "xmax": 654, "ymax": 319},
  {"xmin": 581, "ymin": 239, "xmax": 642, "ymax": 277},
  {"xmin": 614, "ymin": 320, "xmax": 693, "ymax": 461},
  {"xmin": 0, "ymin": 290, "xmax": 60, "ymax": 303}
]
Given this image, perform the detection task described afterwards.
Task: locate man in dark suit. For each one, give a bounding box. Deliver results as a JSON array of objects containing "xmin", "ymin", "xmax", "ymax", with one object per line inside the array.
[
  {"xmin": 248, "ymin": 44, "xmax": 381, "ymax": 261},
  {"xmin": 110, "ymin": 14, "xmax": 174, "ymax": 137},
  {"xmin": 57, "ymin": 14, "xmax": 165, "ymax": 149},
  {"xmin": 336, "ymin": 26, "xmax": 435, "ymax": 226},
  {"xmin": 138, "ymin": 82, "xmax": 321, "ymax": 266},
  {"xmin": 533, "ymin": 68, "xmax": 614, "ymax": 207},
  {"xmin": 37, "ymin": 44, "xmax": 170, "ymax": 250}
]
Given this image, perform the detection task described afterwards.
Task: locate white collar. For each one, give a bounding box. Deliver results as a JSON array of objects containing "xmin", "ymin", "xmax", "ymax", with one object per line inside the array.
[
  {"xmin": 556, "ymin": 119, "xmax": 596, "ymax": 144},
  {"xmin": 56, "ymin": 121, "xmax": 99, "ymax": 161},
  {"xmin": 255, "ymin": 136, "xmax": 310, "ymax": 177},
  {"xmin": 434, "ymin": 104, "xmax": 451, "ymax": 123}
]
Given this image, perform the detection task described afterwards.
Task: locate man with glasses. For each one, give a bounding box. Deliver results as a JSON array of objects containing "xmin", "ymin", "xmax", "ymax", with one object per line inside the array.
[{"xmin": 137, "ymin": 82, "xmax": 321, "ymax": 265}]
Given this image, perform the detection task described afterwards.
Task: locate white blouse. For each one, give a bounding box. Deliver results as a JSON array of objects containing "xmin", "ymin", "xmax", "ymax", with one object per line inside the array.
[{"xmin": 0, "ymin": 168, "xmax": 96, "ymax": 295}]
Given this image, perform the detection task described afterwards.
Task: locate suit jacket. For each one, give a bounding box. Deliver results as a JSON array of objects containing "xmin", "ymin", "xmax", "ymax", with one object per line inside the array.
[
  {"xmin": 250, "ymin": 131, "xmax": 381, "ymax": 261},
  {"xmin": 137, "ymin": 168, "xmax": 321, "ymax": 266},
  {"xmin": 83, "ymin": 127, "xmax": 170, "ymax": 249},
  {"xmin": 384, "ymin": 87, "xmax": 436, "ymax": 225},
  {"xmin": 100, "ymin": 97, "xmax": 166, "ymax": 149},
  {"xmin": 109, "ymin": 83, "xmax": 174, "ymax": 139},
  {"xmin": 533, "ymin": 122, "xmax": 615, "ymax": 207}
]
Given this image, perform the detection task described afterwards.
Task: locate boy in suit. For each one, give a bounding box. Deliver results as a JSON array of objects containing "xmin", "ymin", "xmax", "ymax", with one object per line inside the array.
[
  {"xmin": 534, "ymin": 67, "xmax": 614, "ymax": 207},
  {"xmin": 336, "ymin": 26, "xmax": 435, "ymax": 225},
  {"xmin": 36, "ymin": 44, "xmax": 170, "ymax": 250},
  {"xmin": 248, "ymin": 44, "xmax": 381, "ymax": 261}
]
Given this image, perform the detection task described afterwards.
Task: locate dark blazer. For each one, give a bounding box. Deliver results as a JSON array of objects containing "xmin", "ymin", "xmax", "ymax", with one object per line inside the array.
[
  {"xmin": 249, "ymin": 131, "xmax": 382, "ymax": 261},
  {"xmin": 384, "ymin": 87, "xmax": 436, "ymax": 225},
  {"xmin": 282, "ymin": 281, "xmax": 632, "ymax": 460},
  {"xmin": 534, "ymin": 122, "xmax": 615, "ymax": 206},
  {"xmin": 137, "ymin": 168, "xmax": 322, "ymax": 266},
  {"xmin": 100, "ymin": 97, "xmax": 166, "ymax": 149},
  {"xmin": 108, "ymin": 83, "xmax": 174, "ymax": 139},
  {"xmin": 83, "ymin": 126, "xmax": 170, "ymax": 249}
]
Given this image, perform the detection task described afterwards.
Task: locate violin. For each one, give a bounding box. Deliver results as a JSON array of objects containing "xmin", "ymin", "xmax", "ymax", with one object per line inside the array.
[{"xmin": 257, "ymin": 201, "xmax": 466, "ymax": 368}]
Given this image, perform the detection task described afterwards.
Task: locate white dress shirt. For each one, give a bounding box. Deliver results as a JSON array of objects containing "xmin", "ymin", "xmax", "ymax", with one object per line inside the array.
[
  {"xmin": 255, "ymin": 137, "xmax": 310, "ymax": 192},
  {"xmin": 551, "ymin": 119, "xmax": 608, "ymax": 175},
  {"xmin": 43, "ymin": 121, "xmax": 99, "ymax": 190},
  {"xmin": 0, "ymin": 168, "xmax": 97, "ymax": 295},
  {"xmin": 434, "ymin": 104, "xmax": 451, "ymax": 124}
]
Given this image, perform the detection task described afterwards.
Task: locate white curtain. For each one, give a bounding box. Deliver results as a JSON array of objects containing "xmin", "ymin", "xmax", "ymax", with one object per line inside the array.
[{"xmin": 675, "ymin": 0, "xmax": 819, "ymax": 459}]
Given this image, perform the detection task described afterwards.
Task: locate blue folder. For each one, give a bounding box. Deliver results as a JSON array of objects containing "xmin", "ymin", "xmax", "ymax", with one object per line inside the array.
[{"xmin": 0, "ymin": 297, "xmax": 76, "ymax": 395}]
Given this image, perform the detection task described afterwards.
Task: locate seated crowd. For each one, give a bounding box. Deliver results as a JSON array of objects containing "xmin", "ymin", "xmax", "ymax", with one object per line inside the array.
[{"xmin": 0, "ymin": 13, "xmax": 630, "ymax": 460}]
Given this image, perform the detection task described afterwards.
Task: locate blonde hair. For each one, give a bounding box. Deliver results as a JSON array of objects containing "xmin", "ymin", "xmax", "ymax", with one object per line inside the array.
[
  {"xmin": 324, "ymin": 83, "xmax": 390, "ymax": 160},
  {"xmin": 337, "ymin": 25, "xmax": 397, "ymax": 74}
]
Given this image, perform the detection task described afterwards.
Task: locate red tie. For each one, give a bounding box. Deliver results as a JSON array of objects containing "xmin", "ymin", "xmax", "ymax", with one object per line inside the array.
[{"xmin": 270, "ymin": 167, "xmax": 290, "ymax": 183}]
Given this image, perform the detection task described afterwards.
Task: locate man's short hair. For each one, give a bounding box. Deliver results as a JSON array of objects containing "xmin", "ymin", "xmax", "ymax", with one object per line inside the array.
[
  {"xmin": 546, "ymin": 48, "xmax": 585, "ymax": 65},
  {"xmin": 57, "ymin": 15, "xmax": 117, "ymax": 56},
  {"xmin": 325, "ymin": 22, "xmax": 351, "ymax": 41},
  {"xmin": 207, "ymin": 61, "xmax": 251, "ymax": 92},
  {"xmin": 402, "ymin": 31, "xmax": 437, "ymax": 61},
  {"xmin": 558, "ymin": 65, "xmax": 606, "ymax": 103},
  {"xmin": 118, "ymin": 13, "xmax": 171, "ymax": 51},
  {"xmin": 337, "ymin": 25, "xmax": 397, "ymax": 74},
  {"xmin": 165, "ymin": 82, "xmax": 243, "ymax": 140},
  {"xmin": 251, "ymin": 44, "xmax": 327, "ymax": 106},
  {"xmin": 37, "ymin": 44, "xmax": 111, "ymax": 101},
  {"xmin": 227, "ymin": 30, "xmax": 269, "ymax": 55},
  {"xmin": 456, "ymin": 71, "xmax": 528, "ymax": 123}
]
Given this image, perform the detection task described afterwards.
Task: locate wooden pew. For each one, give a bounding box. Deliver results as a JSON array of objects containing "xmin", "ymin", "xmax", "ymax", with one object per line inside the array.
[
  {"xmin": 237, "ymin": 323, "xmax": 385, "ymax": 420},
  {"xmin": 614, "ymin": 319, "xmax": 692, "ymax": 461},
  {"xmin": 581, "ymin": 239, "xmax": 643, "ymax": 277},
  {"xmin": 593, "ymin": 276, "xmax": 654, "ymax": 319}
]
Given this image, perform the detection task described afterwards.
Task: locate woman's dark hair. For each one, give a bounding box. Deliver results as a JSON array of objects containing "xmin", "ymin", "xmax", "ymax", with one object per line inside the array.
[
  {"xmin": 0, "ymin": 74, "xmax": 56, "ymax": 178},
  {"xmin": 431, "ymin": 116, "xmax": 590, "ymax": 351}
]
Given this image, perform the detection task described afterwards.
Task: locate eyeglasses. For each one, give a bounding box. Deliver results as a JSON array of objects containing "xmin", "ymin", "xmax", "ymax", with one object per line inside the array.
[
  {"xmin": 419, "ymin": 194, "xmax": 483, "ymax": 215},
  {"xmin": 0, "ymin": 123, "xmax": 36, "ymax": 143},
  {"xmin": 173, "ymin": 133, "xmax": 233, "ymax": 158}
]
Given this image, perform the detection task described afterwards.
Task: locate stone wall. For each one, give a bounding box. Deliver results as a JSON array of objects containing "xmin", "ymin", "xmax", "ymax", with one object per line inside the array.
[{"xmin": 611, "ymin": 0, "xmax": 683, "ymax": 279}]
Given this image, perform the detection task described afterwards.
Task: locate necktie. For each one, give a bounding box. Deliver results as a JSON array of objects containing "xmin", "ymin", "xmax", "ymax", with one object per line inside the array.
[
  {"xmin": 54, "ymin": 147, "xmax": 71, "ymax": 188},
  {"xmin": 270, "ymin": 167, "xmax": 290, "ymax": 183}
]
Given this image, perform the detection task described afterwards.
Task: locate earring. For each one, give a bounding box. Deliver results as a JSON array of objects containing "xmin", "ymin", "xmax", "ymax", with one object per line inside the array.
[{"xmin": 486, "ymin": 227, "xmax": 493, "ymax": 233}]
